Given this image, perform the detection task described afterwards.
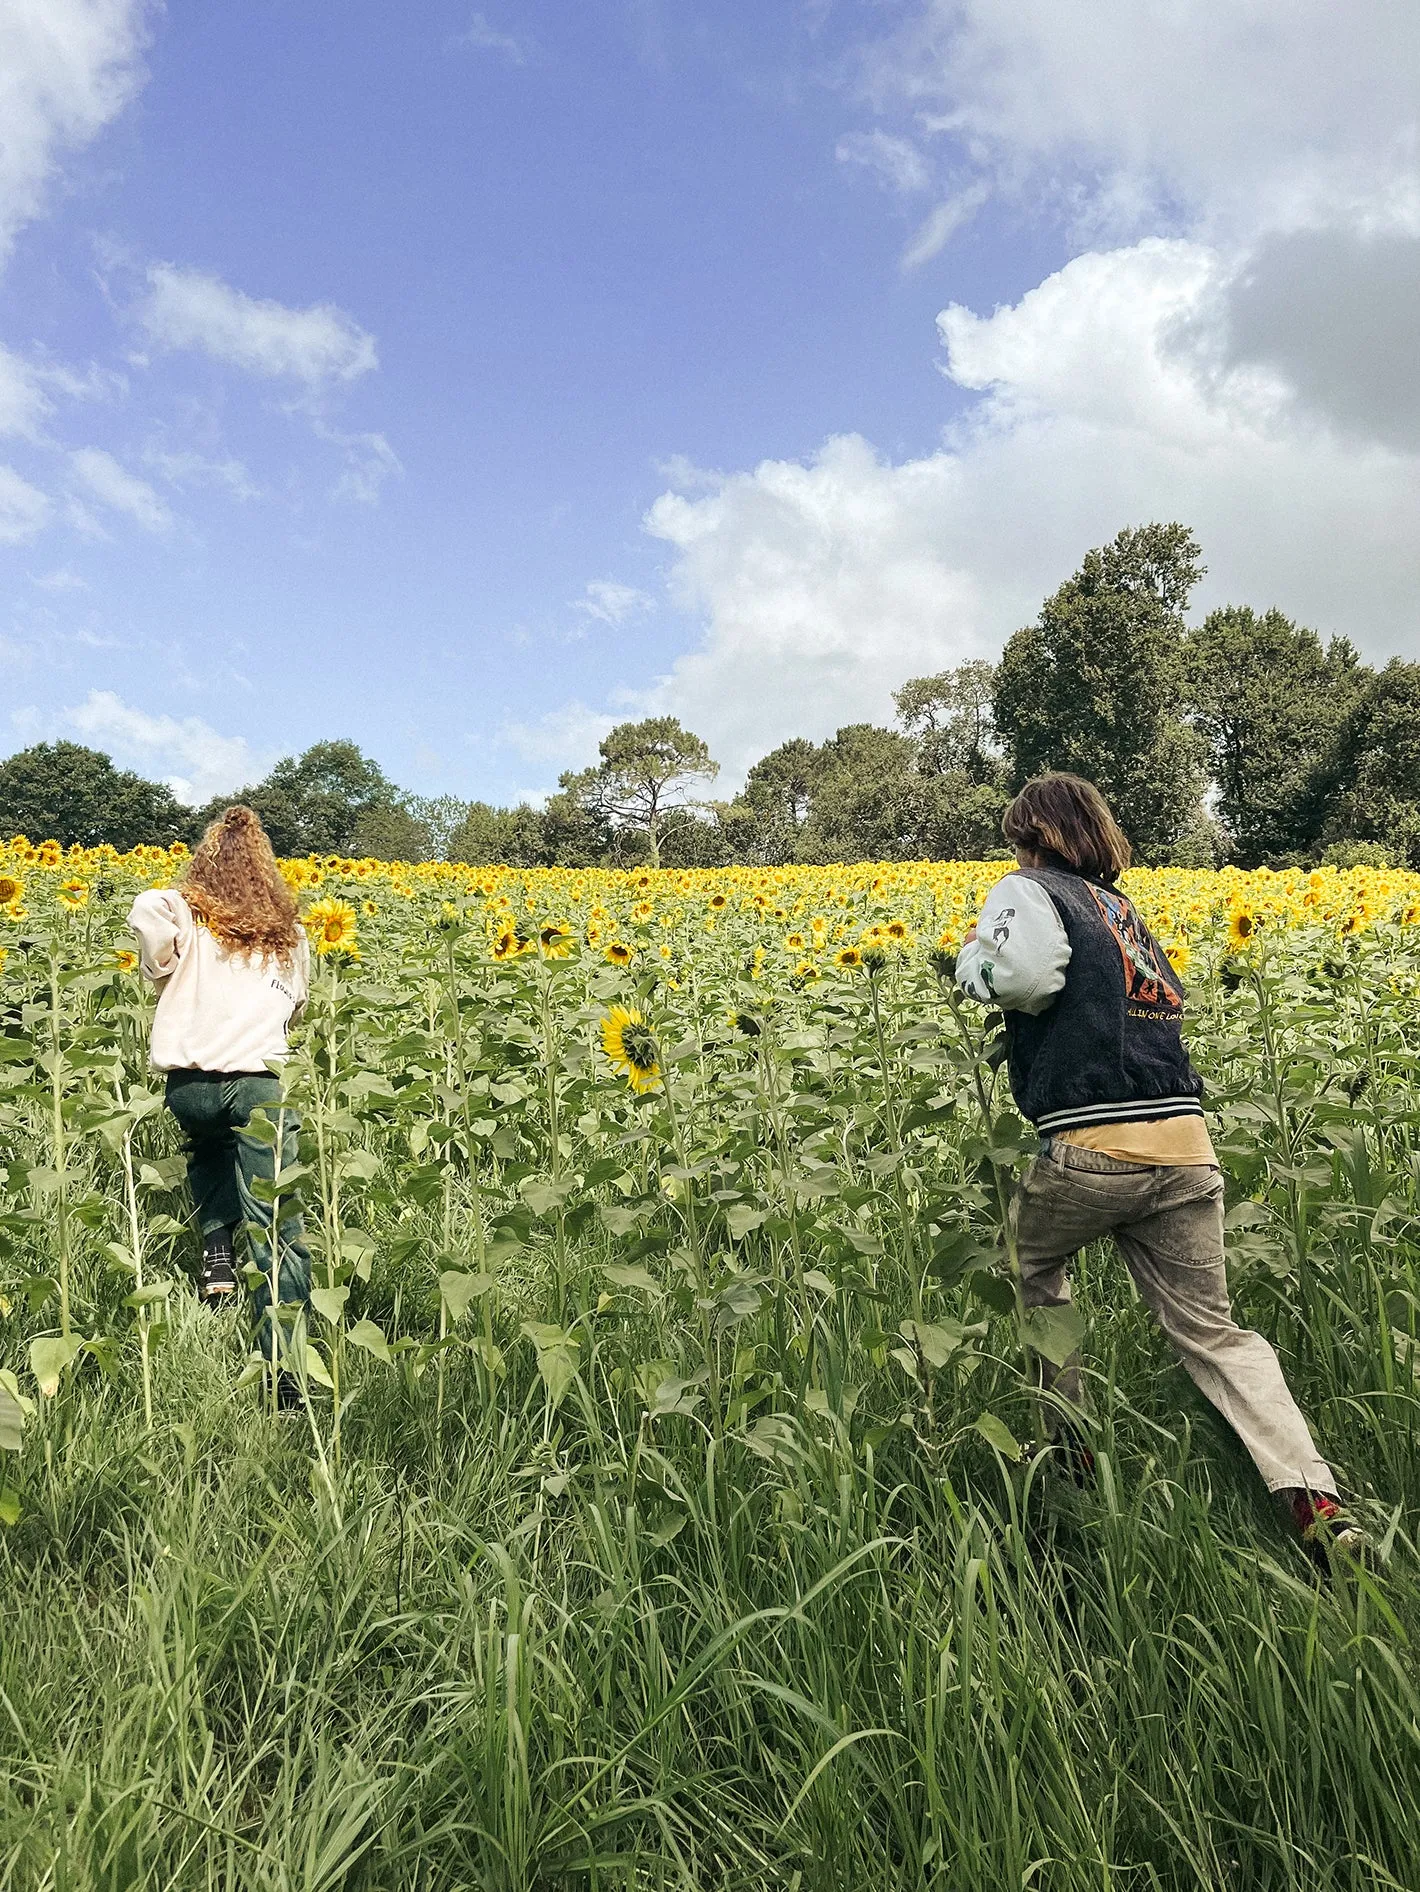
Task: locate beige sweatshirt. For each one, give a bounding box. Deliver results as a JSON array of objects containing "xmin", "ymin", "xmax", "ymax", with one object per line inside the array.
[{"xmin": 128, "ymin": 888, "xmax": 310, "ymax": 1073}]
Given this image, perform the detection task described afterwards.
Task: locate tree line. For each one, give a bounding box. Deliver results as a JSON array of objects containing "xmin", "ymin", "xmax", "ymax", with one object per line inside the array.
[{"xmin": 3, "ymin": 523, "xmax": 1416, "ymax": 869}]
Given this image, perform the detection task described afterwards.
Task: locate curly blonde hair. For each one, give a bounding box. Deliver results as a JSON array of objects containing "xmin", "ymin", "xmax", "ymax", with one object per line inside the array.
[{"xmin": 181, "ymin": 806, "xmax": 301, "ymax": 965}]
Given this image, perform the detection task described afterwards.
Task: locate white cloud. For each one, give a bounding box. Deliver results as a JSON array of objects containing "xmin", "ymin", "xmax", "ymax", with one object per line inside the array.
[
  {"xmin": 835, "ymin": 130, "xmax": 930, "ymax": 195},
  {"xmin": 0, "ymin": 464, "xmax": 51, "ymax": 542},
  {"xmin": 614, "ymin": 238, "xmax": 1420, "ymax": 784},
  {"xmin": 574, "ymin": 580, "xmax": 652, "ymax": 627},
  {"xmin": 0, "ymin": 0, "xmax": 148, "ymax": 259},
  {"xmin": 64, "ymin": 689, "xmax": 268, "ymax": 804},
  {"xmin": 70, "ymin": 446, "xmax": 171, "ymax": 531},
  {"xmin": 901, "ymin": 182, "xmax": 990, "ymax": 269},
  {"xmin": 144, "ymin": 446, "xmax": 260, "ymax": 500},
  {"xmin": 317, "ymin": 425, "xmax": 402, "ymax": 505},
  {"xmin": 499, "ymin": 701, "xmax": 616, "ymax": 772},
  {"xmin": 869, "ymin": 1, "xmax": 1420, "ymax": 242},
  {"xmin": 139, "ymin": 263, "xmax": 378, "ymax": 384},
  {"xmin": 0, "ymin": 345, "xmax": 49, "ymax": 437},
  {"xmin": 451, "ymin": 12, "xmax": 531, "ymax": 64},
  {"xmin": 31, "ymin": 567, "xmax": 86, "ymax": 591}
]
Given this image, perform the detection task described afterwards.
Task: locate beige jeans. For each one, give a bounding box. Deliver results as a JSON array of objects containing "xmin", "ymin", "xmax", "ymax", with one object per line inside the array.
[{"xmin": 1013, "ymin": 1142, "xmax": 1336, "ymax": 1495}]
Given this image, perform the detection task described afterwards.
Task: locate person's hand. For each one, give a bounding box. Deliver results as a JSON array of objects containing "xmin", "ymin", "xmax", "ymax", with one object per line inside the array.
[{"xmin": 964, "ymin": 923, "xmax": 978, "ymax": 944}]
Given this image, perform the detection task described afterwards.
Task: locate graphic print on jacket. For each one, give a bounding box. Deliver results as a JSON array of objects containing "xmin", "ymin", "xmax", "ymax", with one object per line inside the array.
[
  {"xmin": 1004, "ymin": 867, "xmax": 1204, "ymax": 1134},
  {"xmin": 1087, "ymin": 881, "xmax": 1182, "ymax": 1019}
]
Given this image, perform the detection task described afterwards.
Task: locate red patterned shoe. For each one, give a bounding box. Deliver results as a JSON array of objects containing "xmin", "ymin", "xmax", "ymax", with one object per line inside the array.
[{"xmin": 1287, "ymin": 1490, "xmax": 1369, "ymax": 1569}]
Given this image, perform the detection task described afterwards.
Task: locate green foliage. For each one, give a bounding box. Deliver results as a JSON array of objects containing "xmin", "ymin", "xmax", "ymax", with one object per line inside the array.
[
  {"xmin": 0, "ymin": 878, "xmax": 1418, "ymax": 1883},
  {"xmin": 0, "ymin": 742, "xmax": 189, "ymax": 849},
  {"xmin": 1184, "ymin": 607, "xmax": 1367, "ymax": 864},
  {"xmin": 202, "ymin": 739, "xmax": 396, "ymax": 856},
  {"xmin": 1326, "ymin": 660, "xmax": 1420, "ymax": 868},
  {"xmin": 893, "ymin": 659, "xmax": 1001, "ymax": 783},
  {"xmin": 446, "ymin": 799, "xmax": 551, "ymax": 867},
  {"xmin": 349, "ymin": 800, "xmax": 433, "ymax": 862},
  {"xmin": 993, "ymin": 524, "xmax": 1209, "ymax": 861},
  {"xmin": 559, "ymin": 716, "xmax": 718, "ymax": 868}
]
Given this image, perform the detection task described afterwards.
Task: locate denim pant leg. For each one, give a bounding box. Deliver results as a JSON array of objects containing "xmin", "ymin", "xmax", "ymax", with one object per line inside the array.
[
  {"xmin": 225, "ymin": 1076, "xmax": 312, "ymax": 1361},
  {"xmin": 165, "ymin": 1074, "xmax": 243, "ymax": 1238}
]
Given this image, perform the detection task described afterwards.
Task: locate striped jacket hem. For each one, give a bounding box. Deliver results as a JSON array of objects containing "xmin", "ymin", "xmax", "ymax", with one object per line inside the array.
[{"xmin": 1034, "ymin": 1094, "xmax": 1206, "ymax": 1134}]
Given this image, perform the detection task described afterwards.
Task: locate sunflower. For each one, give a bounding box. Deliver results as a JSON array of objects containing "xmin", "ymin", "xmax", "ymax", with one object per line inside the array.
[
  {"xmin": 57, "ymin": 878, "xmax": 89, "ymax": 909},
  {"xmin": 305, "ymin": 897, "xmax": 359, "ymax": 956},
  {"xmin": 0, "ymin": 875, "xmax": 22, "ymax": 906},
  {"xmin": 783, "ymin": 932, "xmax": 806, "ymax": 953},
  {"xmin": 708, "ymin": 893, "xmax": 727, "ymax": 911},
  {"xmin": 1226, "ymin": 906, "xmax": 1258, "ymax": 951},
  {"xmin": 605, "ymin": 941, "xmax": 634, "ymax": 966},
  {"xmin": 1165, "ymin": 938, "xmax": 1191, "ymax": 976},
  {"xmin": 835, "ymin": 946, "xmax": 863, "ymax": 970},
  {"xmin": 491, "ymin": 925, "xmax": 528, "ymax": 961},
  {"xmin": 885, "ymin": 919, "xmax": 909, "ymax": 943},
  {"xmin": 600, "ymin": 1006, "xmax": 661, "ymax": 1093},
  {"xmin": 363, "ymin": 899, "xmax": 379, "ymax": 915},
  {"xmin": 115, "ymin": 948, "xmax": 139, "ymax": 973},
  {"xmin": 538, "ymin": 922, "xmax": 574, "ymax": 960}
]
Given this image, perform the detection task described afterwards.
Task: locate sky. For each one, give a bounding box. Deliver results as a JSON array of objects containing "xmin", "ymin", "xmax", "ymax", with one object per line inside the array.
[{"xmin": 1, "ymin": 1, "xmax": 1417, "ymax": 807}]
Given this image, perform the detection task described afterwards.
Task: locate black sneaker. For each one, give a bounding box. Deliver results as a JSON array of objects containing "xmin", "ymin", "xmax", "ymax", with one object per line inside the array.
[{"xmin": 198, "ymin": 1230, "xmax": 238, "ymax": 1309}]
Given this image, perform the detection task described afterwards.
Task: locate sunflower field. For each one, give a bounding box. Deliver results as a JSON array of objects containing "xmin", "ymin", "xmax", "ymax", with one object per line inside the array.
[{"xmin": 2, "ymin": 834, "xmax": 1420, "ymax": 1889}]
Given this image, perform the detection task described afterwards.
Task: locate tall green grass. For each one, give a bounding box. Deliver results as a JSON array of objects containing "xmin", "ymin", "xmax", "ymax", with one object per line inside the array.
[{"xmin": 2, "ymin": 1232, "xmax": 1417, "ymax": 1891}]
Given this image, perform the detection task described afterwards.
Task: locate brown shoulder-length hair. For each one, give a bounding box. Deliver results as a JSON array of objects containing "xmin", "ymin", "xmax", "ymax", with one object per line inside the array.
[
  {"xmin": 181, "ymin": 806, "xmax": 301, "ymax": 965},
  {"xmin": 1001, "ymin": 773, "xmax": 1132, "ymax": 883}
]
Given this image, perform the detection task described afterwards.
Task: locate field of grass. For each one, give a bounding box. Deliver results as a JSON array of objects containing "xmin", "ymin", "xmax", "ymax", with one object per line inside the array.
[{"xmin": 1, "ymin": 842, "xmax": 1419, "ymax": 1890}]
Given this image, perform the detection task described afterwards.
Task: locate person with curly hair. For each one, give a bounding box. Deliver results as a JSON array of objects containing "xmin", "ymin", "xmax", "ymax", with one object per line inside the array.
[{"xmin": 127, "ymin": 805, "xmax": 312, "ymax": 1402}]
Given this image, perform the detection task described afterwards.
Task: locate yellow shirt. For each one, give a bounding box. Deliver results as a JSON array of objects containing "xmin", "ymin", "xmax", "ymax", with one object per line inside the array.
[{"xmin": 1058, "ymin": 1116, "xmax": 1217, "ymax": 1167}]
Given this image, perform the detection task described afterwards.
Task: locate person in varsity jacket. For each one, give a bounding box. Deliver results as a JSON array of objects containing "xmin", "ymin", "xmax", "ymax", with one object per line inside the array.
[{"xmin": 956, "ymin": 771, "xmax": 1366, "ymax": 1567}]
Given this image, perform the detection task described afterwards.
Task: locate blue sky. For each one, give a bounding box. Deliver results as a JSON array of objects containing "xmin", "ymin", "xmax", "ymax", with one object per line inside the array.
[{"xmin": 2, "ymin": 3, "xmax": 1417, "ymax": 805}]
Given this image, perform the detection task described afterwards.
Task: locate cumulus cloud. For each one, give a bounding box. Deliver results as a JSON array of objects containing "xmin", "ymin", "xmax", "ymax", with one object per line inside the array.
[
  {"xmin": 0, "ymin": 464, "xmax": 52, "ymax": 542},
  {"xmin": 0, "ymin": 0, "xmax": 148, "ymax": 259},
  {"xmin": 620, "ymin": 238, "xmax": 1420, "ymax": 783},
  {"xmin": 71, "ymin": 446, "xmax": 171, "ymax": 531},
  {"xmin": 139, "ymin": 263, "xmax": 378, "ymax": 385},
  {"xmin": 870, "ymin": 0, "xmax": 1420, "ymax": 241},
  {"xmin": 1221, "ymin": 229, "xmax": 1420, "ymax": 452},
  {"xmin": 64, "ymin": 689, "xmax": 267, "ymax": 804},
  {"xmin": 574, "ymin": 580, "xmax": 653, "ymax": 627}
]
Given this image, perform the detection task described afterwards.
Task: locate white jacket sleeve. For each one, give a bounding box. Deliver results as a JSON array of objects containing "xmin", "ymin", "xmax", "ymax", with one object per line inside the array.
[
  {"xmin": 955, "ymin": 873, "xmax": 1071, "ymax": 1014},
  {"xmin": 127, "ymin": 889, "xmax": 192, "ymax": 985}
]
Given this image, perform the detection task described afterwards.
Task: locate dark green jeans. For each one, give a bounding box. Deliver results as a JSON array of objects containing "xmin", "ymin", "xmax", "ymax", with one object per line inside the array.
[{"xmin": 165, "ymin": 1070, "xmax": 312, "ymax": 1361}]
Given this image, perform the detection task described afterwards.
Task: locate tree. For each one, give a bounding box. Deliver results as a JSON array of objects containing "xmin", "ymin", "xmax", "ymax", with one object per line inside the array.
[
  {"xmin": 798, "ymin": 724, "xmax": 1008, "ymax": 863},
  {"xmin": 445, "ymin": 801, "xmax": 550, "ymax": 867},
  {"xmin": 993, "ymin": 523, "xmax": 1208, "ymax": 861},
  {"xmin": 1183, "ymin": 608, "xmax": 1370, "ymax": 864},
  {"xmin": 563, "ymin": 718, "xmax": 718, "ymax": 868},
  {"xmin": 894, "ymin": 660, "xmax": 1001, "ymax": 782},
  {"xmin": 204, "ymin": 740, "xmax": 397, "ymax": 856},
  {"xmin": 719, "ymin": 738, "xmax": 826, "ymax": 864},
  {"xmin": 0, "ymin": 743, "xmax": 190, "ymax": 850},
  {"xmin": 1325, "ymin": 661, "xmax": 1420, "ymax": 867},
  {"xmin": 349, "ymin": 802, "xmax": 433, "ymax": 862}
]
